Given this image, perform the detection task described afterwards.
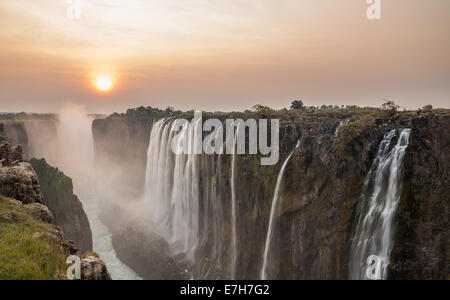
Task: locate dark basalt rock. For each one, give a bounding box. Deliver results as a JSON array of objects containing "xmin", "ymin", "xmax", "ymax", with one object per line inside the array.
[
  {"xmin": 30, "ymin": 158, "xmax": 93, "ymax": 254},
  {"xmin": 88, "ymin": 110, "xmax": 449, "ymax": 280}
]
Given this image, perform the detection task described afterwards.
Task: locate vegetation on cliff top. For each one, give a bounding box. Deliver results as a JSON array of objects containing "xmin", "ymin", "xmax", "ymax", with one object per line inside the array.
[
  {"xmin": 0, "ymin": 113, "xmax": 57, "ymax": 121},
  {"xmin": 0, "ymin": 196, "xmax": 69, "ymax": 280}
]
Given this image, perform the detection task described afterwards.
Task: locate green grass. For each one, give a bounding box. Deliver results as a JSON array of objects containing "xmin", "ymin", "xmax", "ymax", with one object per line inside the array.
[{"xmin": 0, "ymin": 196, "xmax": 69, "ymax": 280}]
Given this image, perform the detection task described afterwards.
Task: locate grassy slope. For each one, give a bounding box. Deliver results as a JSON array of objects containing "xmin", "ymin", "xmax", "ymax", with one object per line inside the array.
[{"xmin": 0, "ymin": 196, "xmax": 68, "ymax": 280}]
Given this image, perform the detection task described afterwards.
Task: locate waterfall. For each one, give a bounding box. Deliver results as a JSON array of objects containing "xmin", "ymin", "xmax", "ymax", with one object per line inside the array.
[
  {"xmin": 261, "ymin": 140, "xmax": 300, "ymax": 280},
  {"xmin": 334, "ymin": 120, "xmax": 350, "ymax": 137},
  {"xmin": 145, "ymin": 118, "xmax": 218, "ymax": 262},
  {"xmin": 349, "ymin": 129, "xmax": 411, "ymax": 280},
  {"xmin": 334, "ymin": 120, "xmax": 345, "ymax": 137}
]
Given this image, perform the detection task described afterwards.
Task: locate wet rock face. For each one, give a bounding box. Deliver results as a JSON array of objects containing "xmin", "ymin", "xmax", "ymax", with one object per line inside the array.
[
  {"xmin": 30, "ymin": 158, "xmax": 93, "ymax": 254},
  {"xmin": 112, "ymin": 226, "xmax": 190, "ymax": 280},
  {"xmin": 81, "ymin": 256, "xmax": 112, "ymax": 280},
  {"xmin": 0, "ymin": 123, "xmax": 6, "ymax": 142},
  {"xmin": 93, "ymin": 111, "xmax": 448, "ymax": 280},
  {"xmin": 0, "ymin": 162, "xmax": 43, "ymax": 204},
  {"xmin": 100, "ymin": 203, "xmax": 190, "ymax": 280},
  {"xmin": 389, "ymin": 114, "xmax": 450, "ymax": 280}
]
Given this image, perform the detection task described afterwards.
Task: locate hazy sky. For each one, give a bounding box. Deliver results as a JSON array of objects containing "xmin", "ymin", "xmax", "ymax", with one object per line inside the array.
[{"xmin": 0, "ymin": 0, "xmax": 449, "ymax": 113}]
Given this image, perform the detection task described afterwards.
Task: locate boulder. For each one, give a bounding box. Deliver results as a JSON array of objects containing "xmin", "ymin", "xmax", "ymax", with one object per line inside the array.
[
  {"xmin": 81, "ymin": 256, "xmax": 112, "ymax": 280},
  {"xmin": 0, "ymin": 162, "xmax": 43, "ymax": 204}
]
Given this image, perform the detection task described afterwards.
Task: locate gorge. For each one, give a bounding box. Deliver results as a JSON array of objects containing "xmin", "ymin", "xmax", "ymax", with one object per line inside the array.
[{"xmin": 1, "ymin": 107, "xmax": 448, "ymax": 280}]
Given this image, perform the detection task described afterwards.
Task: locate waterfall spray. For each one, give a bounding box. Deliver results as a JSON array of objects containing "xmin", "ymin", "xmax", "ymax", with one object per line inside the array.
[
  {"xmin": 57, "ymin": 104, "xmax": 140, "ymax": 280},
  {"xmin": 23, "ymin": 103, "xmax": 140, "ymax": 279},
  {"xmin": 261, "ymin": 139, "xmax": 300, "ymax": 280},
  {"xmin": 349, "ymin": 129, "xmax": 411, "ymax": 280}
]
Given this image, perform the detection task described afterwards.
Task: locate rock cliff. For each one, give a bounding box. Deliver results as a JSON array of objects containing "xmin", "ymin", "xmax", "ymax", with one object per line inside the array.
[
  {"xmin": 0, "ymin": 152, "xmax": 108, "ymax": 280},
  {"xmin": 30, "ymin": 158, "xmax": 93, "ymax": 254},
  {"xmin": 92, "ymin": 117, "xmax": 154, "ymax": 198},
  {"xmin": 0, "ymin": 158, "xmax": 43, "ymax": 204},
  {"xmin": 92, "ymin": 109, "xmax": 449, "ymax": 280}
]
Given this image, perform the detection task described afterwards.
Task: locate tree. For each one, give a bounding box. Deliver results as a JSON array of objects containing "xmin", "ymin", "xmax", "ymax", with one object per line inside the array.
[
  {"xmin": 381, "ymin": 100, "xmax": 399, "ymax": 113},
  {"xmin": 422, "ymin": 105, "xmax": 433, "ymax": 111},
  {"xmin": 290, "ymin": 100, "xmax": 305, "ymax": 111},
  {"xmin": 252, "ymin": 104, "xmax": 274, "ymax": 114}
]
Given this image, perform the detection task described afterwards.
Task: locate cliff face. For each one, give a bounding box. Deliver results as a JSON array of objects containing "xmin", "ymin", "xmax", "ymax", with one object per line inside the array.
[
  {"xmin": 92, "ymin": 118, "xmax": 154, "ymax": 198},
  {"xmin": 1, "ymin": 120, "xmax": 58, "ymax": 160},
  {"xmin": 0, "ymin": 123, "xmax": 6, "ymax": 142},
  {"xmin": 389, "ymin": 113, "xmax": 449, "ymax": 280},
  {"xmin": 30, "ymin": 158, "xmax": 93, "ymax": 253},
  {"xmin": 1, "ymin": 122, "xmax": 94, "ymax": 254},
  {"xmin": 92, "ymin": 110, "xmax": 449, "ymax": 280},
  {"xmin": 0, "ymin": 152, "xmax": 108, "ymax": 280}
]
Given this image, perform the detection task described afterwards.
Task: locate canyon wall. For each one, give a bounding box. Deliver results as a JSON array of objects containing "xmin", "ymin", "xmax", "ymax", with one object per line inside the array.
[
  {"xmin": 1, "ymin": 120, "xmax": 94, "ymax": 255},
  {"xmin": 92, "ymin": 110, "xmax": 448, "ymax": 280},
  {"xmin": 30, "ymin": 158, "xmax": 93, "ymax": 253},
  {"xmin": 92, "ymin": 117, "xmax": 154, "ymax": 198},
  {"xmin": 389, "ymin": 114, "xmax": 449, "ymax": 280}
]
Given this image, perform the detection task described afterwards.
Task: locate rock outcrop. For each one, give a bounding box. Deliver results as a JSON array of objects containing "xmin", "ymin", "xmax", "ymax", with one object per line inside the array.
[
  {"xmin": 0, "ymin": 164, "xmax": 108, "ymax": 280},
  {"xmin": 0, "ymin": 159, "xmax": 43, "ymax": 204},
  {"xmin": 80, "ymin": 256, "xmax": 112, "ymax": 280},
  {"xmin": 100, "ymin": 203, "xmax": 189, "ymax": 280}
]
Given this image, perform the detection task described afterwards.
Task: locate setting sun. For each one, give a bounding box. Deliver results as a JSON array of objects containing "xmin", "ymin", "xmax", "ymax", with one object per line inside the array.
[{"xmin": 96, "ymin": 76, "xmax": 113, "ymax": 92}]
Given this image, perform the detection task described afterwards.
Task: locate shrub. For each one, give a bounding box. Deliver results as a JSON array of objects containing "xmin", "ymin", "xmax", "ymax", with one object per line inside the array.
[
  {"xmin": 381, "ymin": 100, "xmax": 399, "ymax": 114},
  {"xmin": 252, "ymin": 104, "xmax": 274, "ymax": 114},
  {"xmin": 290, "ymin": 100, "xmax": 305, "ymax": 111},
  {"xmin": 333, "ymin": 114, "xmax": 376, "ymax": 160}
]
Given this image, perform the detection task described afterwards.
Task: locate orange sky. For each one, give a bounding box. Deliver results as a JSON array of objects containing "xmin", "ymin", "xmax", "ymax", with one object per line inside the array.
[{"xmin": 0, "ymin": 0, "xmax": 449, "ymax": 113}]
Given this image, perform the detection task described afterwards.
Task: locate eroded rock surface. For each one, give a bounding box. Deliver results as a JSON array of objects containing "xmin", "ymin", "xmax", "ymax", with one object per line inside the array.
[
  {"xmin": 81, "ymin": 256, "xmax": 112, "ymax": 280},
  {"xmin": 0, "ymin": 161, "xmax": 43, "ymax": 204}
]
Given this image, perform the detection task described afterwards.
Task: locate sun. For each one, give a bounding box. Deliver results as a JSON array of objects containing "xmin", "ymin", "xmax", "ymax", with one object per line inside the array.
[{"xmin": 95, "ymin": 75, "xmax": 113, "ymax": 92}]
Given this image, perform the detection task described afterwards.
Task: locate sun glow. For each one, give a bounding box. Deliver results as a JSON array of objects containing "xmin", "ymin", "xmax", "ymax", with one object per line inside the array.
[{"xmin": 95, "ymin": 75, "xmax": 113, "ymax": 92}]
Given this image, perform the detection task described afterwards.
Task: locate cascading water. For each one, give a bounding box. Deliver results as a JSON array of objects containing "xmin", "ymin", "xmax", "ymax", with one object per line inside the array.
[
  {"xmin": 145, "ymin": 118, "xmax": 208, "ymax": 261},
  {"xmin": 334, "ymin": 120, "xmax": 345, "ymax": 137},
  {"xmin": 261, "ymin": 139, "xmax": 300, "ymax": 280},
  {"xmin": 334, "ymin": 120, "xmax": 350, "ymax": 137},
  {"xmin": 349, "ymin": 129, "xmax": 411, "ymax": 280},
  {"xmin": 145, "ymin": 118, "xmax": 240, "ymax": 278}
]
